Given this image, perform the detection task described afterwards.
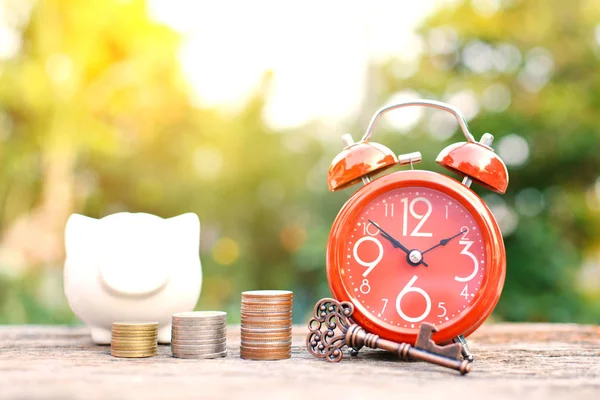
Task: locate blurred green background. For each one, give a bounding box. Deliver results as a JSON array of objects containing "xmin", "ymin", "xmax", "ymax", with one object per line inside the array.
[{"xmin": 0, "ymin": 0, "xmax": 599, "ymax": 325}]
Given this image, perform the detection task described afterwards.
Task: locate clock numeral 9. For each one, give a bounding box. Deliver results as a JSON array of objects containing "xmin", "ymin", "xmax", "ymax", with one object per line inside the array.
[
  {"xmin": 353, "ymin": 236, "xmax": 383, "ymax": 277},
  {"xmin": 400, "ymin": 197, "xmax": 433, "ymax": 237},
  {"xmin": 395, "ymin": 275, "xmax": 431, "ymax": 323}
]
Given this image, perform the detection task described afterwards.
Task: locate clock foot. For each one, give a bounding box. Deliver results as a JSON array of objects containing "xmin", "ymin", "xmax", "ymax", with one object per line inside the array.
[
  {"xmin": 453, "ymin": 335, "xmax": 474, "ymax": 362},
  {"xmin": 350, "ymin": 347, "xmax": 361, "ymax": 357}
]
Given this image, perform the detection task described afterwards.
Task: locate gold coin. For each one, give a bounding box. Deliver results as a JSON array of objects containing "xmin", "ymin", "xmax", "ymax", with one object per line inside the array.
[
  {"xmin": 112, "ymin": 322, "xmax": 158, "ymax": 328},
  {"xmin": 111, "ymin": 350, "xmax": 158, "ymax": 358},
  {"xmin": 111, "ymin": 328, "xmax": 158, "ymax": 334},
  {"xmin": 112, "ymin": 345, "xmax": 159, "ymax": 352},
  {"xmin": 111, "ymin": 331, "xmax": 158, "ymax": 338},
  {"xmin": 111, "ymin": 333, "xmax": 158, "ymax": 340},
  {"xmin": 111, "ymin": 340, "xmax": 157, "ymax": 347}
]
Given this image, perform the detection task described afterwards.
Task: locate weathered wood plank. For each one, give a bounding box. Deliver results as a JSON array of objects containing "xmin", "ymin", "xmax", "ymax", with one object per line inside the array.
[{"xmin": 0, "ymin": 323, "xmax": 598, "ymax": 399}]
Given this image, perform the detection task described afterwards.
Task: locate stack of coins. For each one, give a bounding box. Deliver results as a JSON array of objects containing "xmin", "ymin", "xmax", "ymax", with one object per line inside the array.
[
  {"xmin": 240, "ymin": 290, "xmax": 293, "ymax": 360},
  {"xmin": 111, "ymin": 322, "xmax": 158, "ymax": 358},
  {"xmin": 171, "ymin": 311, "xmax": 228, "ymax": 359}
]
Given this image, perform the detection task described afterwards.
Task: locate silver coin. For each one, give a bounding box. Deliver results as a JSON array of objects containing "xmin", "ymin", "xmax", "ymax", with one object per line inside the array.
[
  {"xmin": 171, "ymin": 342, "xmax": 227, "ymax": 350},
  {"xmin": 172, "ymin": 311, "xmax": 227, "ymax": 319},
  {"xmin": 171, "ymin": 337, "xmax": 226, "ymax": 345},
  {"xmin": 171, "ymin": 319, "xmax": 227, "ymax": 326},
  {"xmin": 171, "ymin": 320, "xmax": 227, "ymax": 328},
  {"xmin": 171, "ymin": 345, "xmax": 227, "ymax": 354},
  {"xmin": 172, "ymin": 350, "xmax": 227, "ymax": 359},
  {"xmin": 171, "ymin": 325, "xmax": 226, "ymax": 332},
  {"xmin": 172, "ymin": 317, "xmax": 227, "ymax": 324},
  {"xmin": 171, "ymin": 332, "xmax": 226, "ymax": 340}
]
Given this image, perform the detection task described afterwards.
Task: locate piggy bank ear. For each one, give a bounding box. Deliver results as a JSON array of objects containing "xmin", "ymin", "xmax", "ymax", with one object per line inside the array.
[
  {"xmin": 167, "ymin": 213, "xmax": 200, "ymax": 253},
  {"xmin": 65, "ymin": 214, "xmax": 98, "ymax": 254}
]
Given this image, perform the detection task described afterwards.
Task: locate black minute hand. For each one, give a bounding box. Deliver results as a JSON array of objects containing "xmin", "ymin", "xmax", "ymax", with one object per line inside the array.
[
  {"xmin": 421, "ymin": 229, "xmax": 467, "ymax": 255},
  {"xmin": 368, "ymin": 219, "xmax": 429, "ymax": 267}
]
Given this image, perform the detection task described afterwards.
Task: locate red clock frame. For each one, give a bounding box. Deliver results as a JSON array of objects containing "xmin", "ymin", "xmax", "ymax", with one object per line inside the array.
[{"xmin": 327, "ymin": 169, "xmax": 506, "ymax": 345}]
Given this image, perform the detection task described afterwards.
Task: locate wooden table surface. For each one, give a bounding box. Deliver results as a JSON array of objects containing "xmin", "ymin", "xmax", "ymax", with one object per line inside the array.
[{"xmin": 0, "ymin": 323, "xmax": 598, "ymax": 399}]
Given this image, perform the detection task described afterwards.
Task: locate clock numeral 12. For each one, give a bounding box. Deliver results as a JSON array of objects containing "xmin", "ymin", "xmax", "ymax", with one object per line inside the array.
[{"xmin": 400, "ymin": 197, "xmax": 433, "ymax": 237}]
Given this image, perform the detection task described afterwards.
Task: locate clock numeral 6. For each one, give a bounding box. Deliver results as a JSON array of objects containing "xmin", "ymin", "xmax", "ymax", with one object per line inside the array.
[{"xmin": 396, "ymin": 275, "xmax": 431, "ymax": 323}]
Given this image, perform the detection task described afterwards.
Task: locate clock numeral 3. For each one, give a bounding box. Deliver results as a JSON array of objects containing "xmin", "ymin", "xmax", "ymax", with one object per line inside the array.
[
  {"xmin": 454, "ymin": 239, "xmax": 479, "ymax": 282},
  {"xmin": 400, "ymin": 197, "xmax": 433, "ymax": 237}
]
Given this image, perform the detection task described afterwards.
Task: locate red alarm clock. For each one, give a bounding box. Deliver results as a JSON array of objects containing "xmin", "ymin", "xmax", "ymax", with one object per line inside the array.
[{"xmin": 326, "ymin": 100, "xmax": 508, "ymax": 357}]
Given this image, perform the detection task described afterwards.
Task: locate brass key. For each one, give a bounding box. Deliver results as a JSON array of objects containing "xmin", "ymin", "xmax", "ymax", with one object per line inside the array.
[{"xmin": 306, "ymin": 298, "xmax": 471, "ymax": 375}]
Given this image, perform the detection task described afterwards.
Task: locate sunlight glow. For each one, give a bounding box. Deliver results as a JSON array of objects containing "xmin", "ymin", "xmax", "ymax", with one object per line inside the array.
[{"xmin": 147, "ymin": 0, "xmax": 435, "ymax": 129}]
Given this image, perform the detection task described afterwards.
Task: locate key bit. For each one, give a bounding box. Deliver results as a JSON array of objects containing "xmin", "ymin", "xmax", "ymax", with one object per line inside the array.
[{"xmin": 306, "ymin": 298, "xmax": 471, "ymax": 375}]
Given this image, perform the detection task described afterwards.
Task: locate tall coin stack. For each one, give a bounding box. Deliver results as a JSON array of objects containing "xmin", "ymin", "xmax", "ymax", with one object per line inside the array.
[
  {"xmin": 111, "ymin": 322, "xmax": 158, "ymax": 358},
  {"xmin": 240, "ymin": 290, "xmax": 293, "ymax": 360},
  {"xmin": 171, "ymin": 311, "xmax": 228, "ymax": 359}
]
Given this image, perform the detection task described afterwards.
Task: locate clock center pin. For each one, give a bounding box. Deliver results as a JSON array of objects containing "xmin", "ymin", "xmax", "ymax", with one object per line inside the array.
[{"xmin": 408, "ymin": 250, "xmax": 423, "ymax": 265}]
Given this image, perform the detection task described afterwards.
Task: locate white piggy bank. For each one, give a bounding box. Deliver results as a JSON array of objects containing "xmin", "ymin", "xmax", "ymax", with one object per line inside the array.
[{"xmin": 64, "ymin": 212, "xmax": 202, "ymax": 344}]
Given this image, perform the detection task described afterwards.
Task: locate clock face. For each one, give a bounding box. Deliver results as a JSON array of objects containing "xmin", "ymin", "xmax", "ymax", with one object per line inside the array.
[{"xmin": 340, "ymin": 186, "xmax": 487, "ymax": 333}]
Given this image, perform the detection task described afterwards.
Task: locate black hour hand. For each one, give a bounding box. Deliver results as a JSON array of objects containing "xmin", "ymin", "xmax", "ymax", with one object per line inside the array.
[{"xmin": 368, "ymin": 219, "xmax": 428, "ymax": 267}]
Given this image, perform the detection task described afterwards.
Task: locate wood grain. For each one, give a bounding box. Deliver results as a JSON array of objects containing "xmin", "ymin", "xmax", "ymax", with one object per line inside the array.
[{"xmin": 0, "ymin": 323, "xmax": 598, "ymax": 399}]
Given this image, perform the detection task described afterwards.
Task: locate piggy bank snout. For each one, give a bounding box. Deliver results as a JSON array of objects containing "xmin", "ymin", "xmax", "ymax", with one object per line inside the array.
[{"xmin": 98, "ymin": 238, "xmax": 174, "ymax": 296}]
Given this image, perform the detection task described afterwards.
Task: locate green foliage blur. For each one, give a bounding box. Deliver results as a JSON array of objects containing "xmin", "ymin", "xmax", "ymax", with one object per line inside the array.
[{"xmin": 0, "ymin": 0, "xmax": 598, "ymax": 325}]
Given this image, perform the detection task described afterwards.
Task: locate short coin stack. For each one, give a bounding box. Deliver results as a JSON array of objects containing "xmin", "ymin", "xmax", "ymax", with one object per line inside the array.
[
  {"xmin": 171, "ymin": 311, "xmax": 228, "ymax": 359},
  {"xmin": 111, "ymin": 322, "xmax": 158, "ymax": 358},
  {"xmin": 240, "ymin": 290, "xmax": 293, "ymax": 360}
]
